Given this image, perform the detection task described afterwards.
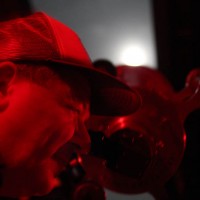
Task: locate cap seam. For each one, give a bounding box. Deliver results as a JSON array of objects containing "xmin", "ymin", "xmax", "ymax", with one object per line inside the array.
[{"xmin": 41, "ymin": 12, "xmax": 63, "ymax": 60}]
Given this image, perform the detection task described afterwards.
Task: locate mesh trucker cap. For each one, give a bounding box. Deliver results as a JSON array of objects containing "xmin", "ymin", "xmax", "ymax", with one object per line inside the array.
[{"xmin": 0, "ymin": 12, "xmax": 141, "ymax": 116}]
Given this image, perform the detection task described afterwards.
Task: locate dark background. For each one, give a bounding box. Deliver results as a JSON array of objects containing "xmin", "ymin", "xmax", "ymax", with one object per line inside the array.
[{"xmin": 153, "ymin": 0, "xmax": 200, "ymax": 199}]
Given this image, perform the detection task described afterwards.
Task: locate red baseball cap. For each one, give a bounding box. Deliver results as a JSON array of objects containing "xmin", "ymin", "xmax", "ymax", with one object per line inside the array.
[{"xmin": 0, "ymin": 12, "xmax": 141, "ymax": 116}]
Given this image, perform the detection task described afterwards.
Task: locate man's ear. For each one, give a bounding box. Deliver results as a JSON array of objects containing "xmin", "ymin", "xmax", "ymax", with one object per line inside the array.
[
  {"xmin": 0, "ymin": 61, "xmax": 16, "ymax": 95},
  {"xmin": 0, "ymin": 62, "xmax": 16, "ymax": 111}
]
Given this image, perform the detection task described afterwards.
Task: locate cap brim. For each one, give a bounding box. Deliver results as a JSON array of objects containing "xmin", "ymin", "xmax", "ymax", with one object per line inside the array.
[{"xmin": 50, "ymin": 59, "xmax": 141, "ymax": 116}]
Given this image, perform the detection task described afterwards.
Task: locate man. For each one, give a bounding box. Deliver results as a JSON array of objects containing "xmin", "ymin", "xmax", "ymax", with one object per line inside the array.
[
  {"xmin": 0, "ymin": 12, "xmax": 140, "ymax": 198},
  {"xmin": 93, "ymin": 59, "xmax": 117, "ymax": 77}
]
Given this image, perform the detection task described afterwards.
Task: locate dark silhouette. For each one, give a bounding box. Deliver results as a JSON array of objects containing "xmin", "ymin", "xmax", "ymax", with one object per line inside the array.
[{"xmin": 93, "ymin": 59, "xmax": 117, "ymax": 76}]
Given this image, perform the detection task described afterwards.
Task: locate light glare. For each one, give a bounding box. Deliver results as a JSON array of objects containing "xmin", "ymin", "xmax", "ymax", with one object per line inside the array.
[{"xmin": 120, "ymin": 46, "xmax": 146, "ymax": 66}]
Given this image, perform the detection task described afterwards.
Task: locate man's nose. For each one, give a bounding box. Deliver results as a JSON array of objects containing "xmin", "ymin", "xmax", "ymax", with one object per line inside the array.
[{"xmin": 70, "ymin": 117, "xmax": 91, "ymax": 155}]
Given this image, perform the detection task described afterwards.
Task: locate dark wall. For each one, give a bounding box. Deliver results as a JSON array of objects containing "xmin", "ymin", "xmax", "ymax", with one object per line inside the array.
[
  {"xmin": 0, "ymin": 0, "xmax": 33, "ymax": 21},
  {"xmin": 152, "ymin": 1, "xmax": 200, "ymax": 199},
  {"xmin": 152, "ymin": 0, "xmax": 200, "ymax": 91}
]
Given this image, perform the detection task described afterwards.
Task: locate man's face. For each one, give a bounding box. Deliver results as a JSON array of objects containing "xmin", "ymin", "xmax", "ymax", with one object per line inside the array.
[{"xmin": 0, "ymin": 65, "xmax": 91, "ymax": 197}]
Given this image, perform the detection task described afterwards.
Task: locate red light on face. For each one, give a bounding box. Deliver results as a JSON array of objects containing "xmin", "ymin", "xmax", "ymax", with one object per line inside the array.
[{"xmin": 183, "ymin": 132, "xmax": 187, "ymax": 148}]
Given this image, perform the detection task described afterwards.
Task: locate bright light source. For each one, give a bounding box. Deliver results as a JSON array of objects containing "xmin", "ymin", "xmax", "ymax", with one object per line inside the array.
[{"xmin": 120, "ymin": 45, "xmax": 147, "ymax": 66}]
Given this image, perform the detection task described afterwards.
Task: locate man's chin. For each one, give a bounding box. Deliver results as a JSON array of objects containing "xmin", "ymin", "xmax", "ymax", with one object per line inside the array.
[{"xmin": 0, "ymin": 159, "xmax": 61, "ymax": 198}]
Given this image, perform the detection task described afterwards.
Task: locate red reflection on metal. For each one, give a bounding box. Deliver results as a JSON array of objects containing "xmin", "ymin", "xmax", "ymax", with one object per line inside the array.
[
  {"xmin": 85, "ymin": 66, "xmax": 200, "ymax": 194},
  {"xmin": 72, "ymin": 180, "xmax": 106, "ymax": 200}
]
